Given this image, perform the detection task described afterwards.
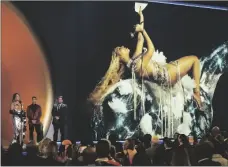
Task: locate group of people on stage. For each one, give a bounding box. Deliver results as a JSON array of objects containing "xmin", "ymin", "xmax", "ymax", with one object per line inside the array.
[
  {"xmin": 9, "ymin": 6, "xmax": 204, "ymax": 146},
  {"xmin": 9, "ymin": 93, "xmax": 68, "ymax": 145}
]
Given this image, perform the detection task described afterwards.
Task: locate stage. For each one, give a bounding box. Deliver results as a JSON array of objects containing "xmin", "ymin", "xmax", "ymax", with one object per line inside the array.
[{"xmin": 1, "ymin": 1, "xmax": 228, "ymax": 145}]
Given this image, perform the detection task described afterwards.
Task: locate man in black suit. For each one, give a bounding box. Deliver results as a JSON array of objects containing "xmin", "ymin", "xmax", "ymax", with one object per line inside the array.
[{"xmin": 52, "ymin": 96, "xmax": 68, "ymax": 142}]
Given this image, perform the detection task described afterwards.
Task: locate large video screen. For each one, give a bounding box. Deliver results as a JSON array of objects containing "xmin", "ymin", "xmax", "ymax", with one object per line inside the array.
[
  {"xmin": 2, "ymin": 2, "xmax": 228, "ymax": 144},
  {"xmin": 88, "ymin": 2, "xmax": 228, "ymax": 140}
]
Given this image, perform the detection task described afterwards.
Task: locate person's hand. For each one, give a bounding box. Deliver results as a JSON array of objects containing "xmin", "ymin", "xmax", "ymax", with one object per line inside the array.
[
  {"xmin": 134, "ymin": 24, "xmax": 144, "ymax": 33},
  {"xmin": 138, "ymin": 6, "xmax": 143, "ymax": 16},
  {"xmin": 55, "ymin": 116, "xmax": 60, "ymax": 120},
  {"xmin": 32, "ymin": 120, "xmax": 36, "ymax": 124},
  {"xmin": 138, "ymin": 6, "xmax": 144, "ymax": 28}
]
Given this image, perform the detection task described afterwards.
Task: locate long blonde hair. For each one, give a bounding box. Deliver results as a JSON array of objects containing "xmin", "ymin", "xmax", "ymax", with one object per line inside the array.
[{"xmin": 88, "ymin": 49, "xmax": 125, "ymax": 105}]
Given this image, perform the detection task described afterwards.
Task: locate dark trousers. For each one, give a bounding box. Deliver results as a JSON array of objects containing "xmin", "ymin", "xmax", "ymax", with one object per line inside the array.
[
  {"xmin": 29, "ymin": 123, "xmax": 42, "ymax": 142},
  {"xmin": 53, "ymin": 123, "xmax": 65, "ymax": 142}
]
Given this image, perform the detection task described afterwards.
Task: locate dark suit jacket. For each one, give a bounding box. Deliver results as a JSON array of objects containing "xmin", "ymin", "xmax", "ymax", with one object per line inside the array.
[
  {"xmin": 27, "ymin": 104, "xmax": 42, "ymax": 124},
  {"xmin": 52, "ymin": 103, "xmax": 67, "ymax": 125},
  {"xmin": 198, "ymin": 159, "xmax": 221, "ymax": 166}
]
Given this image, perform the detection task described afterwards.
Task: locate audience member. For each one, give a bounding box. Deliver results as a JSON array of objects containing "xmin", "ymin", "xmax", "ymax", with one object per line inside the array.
[
  {"xmin": 122, "ymin": 138, "xmax": 137, "ymax": 166},
  {"xmin": 64, "ymin": 144, "xmax": 77, "ymax": 165},
  {"xmin": 132, "ymin": 142, "xmax": 152, "ymax": 166},
  {"xmin": 37, "ymin": 137, "xmax": 51, "ymax": 156},
  {"xmin": 2, "ymin": 126, "xmax": 228, "ymax": 167},
  {"xmin": 199, "ymin": 133, "xmax": 213, "ymax": 144},
  {"xmin": 171, "ymin": 134, "xmax": 192, "ymax": 166},
  {"xmin": 82, "ymin": 146, "xmax": 97, "ymax": 165},
  {"xmin": 173, "ymin": 132, "xmax": 180, "ymax": 148},
  {"xmin": 24, "ymin": 144, "xmax": 39, "ymax": 165},
  {"xmin": 56, "ymin": 144, "xmax": 68, "ymax": 163},
  {"xmin": 109, "ymin": 133, "xmax": 123, "ymax": 153},
  {"xmin": 110, "ymin": 145, "xmax": 117, "ymax": 160},
  {"xmin": 6, "ymin": 143, "xmax": 25, "ymax": 166},
  {"xmin": 212, "ymin": 143, "xmax": 228, "ymax": 166},
  {"xmin": 145, "ymin": 135, "xmax": 160, "ymax": 162},
  {"xmin": 152, "ymin": 137, "xmax": 168, "ymax": 165},
  {"xmin": 212, "ymin": 126, "xmax": 221, "ymax": 138},
  {"xmin": 163, "ymin": 138, "xmax": 174, "ymax": 165},
  {"xmin": 195, "ymin": 142, "xmax": 221, "ymax": 166},
  {"xmin": 95, "ymin": 139, "xmax": 120, "ymax": 166},
  {"xmin": 143, "ymin": 134, "xmax": 152, "ymax": 149},
  {"xmin": 1, "ymin": 146, "xmax": 7, "ymax": 166},
  {"xmin": 36, "ymin": 140, "xmax": 63, "ymax": 165}
]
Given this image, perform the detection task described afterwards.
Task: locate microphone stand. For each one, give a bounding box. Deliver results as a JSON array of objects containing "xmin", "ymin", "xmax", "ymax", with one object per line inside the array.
[
  {"xmin": 140, "ymin": 48, "xmax": 147, "ymax": 119},
  {"xmin": 129, "ymin": 48, "xmax": 147, "ymax": 120},
  {"xmin": 140, "ymin": 52, "xmax": 144, "ymax": 119},
  {"xmin": 19, "ymin": 110, "xmax": 25, "ymax": 146}
]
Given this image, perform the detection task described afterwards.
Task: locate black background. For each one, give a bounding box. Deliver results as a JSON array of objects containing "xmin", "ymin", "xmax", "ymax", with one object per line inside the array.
[{"xmin": 12, "ymin": 1, "xmax": 228, "ymax": 141}]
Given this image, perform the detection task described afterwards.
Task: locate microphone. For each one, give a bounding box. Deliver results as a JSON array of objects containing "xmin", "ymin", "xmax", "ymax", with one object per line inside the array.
[
  {"xmin": 132, "ymin": 47, "xmax": 147, "ymax": 61},
  {"xmin": 130, "ymin": 32, "xmax": 136, "ymax": 38},
  {"xmin": 142, "ymin": 47, "xmax": 147, "ymax": 53},
  {"xmin": 127, "ymin": 47, "xmax": 147, "ymax": 68},
  {"xmin": 130, "ymin": 21, "xmax": 144, "ymax": 38}
]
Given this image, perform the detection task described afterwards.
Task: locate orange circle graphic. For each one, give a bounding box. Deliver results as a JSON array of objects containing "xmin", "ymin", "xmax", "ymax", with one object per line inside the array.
[{"xmin": 1, "ymin": 2, "xmax": 53, "ymax": 146}]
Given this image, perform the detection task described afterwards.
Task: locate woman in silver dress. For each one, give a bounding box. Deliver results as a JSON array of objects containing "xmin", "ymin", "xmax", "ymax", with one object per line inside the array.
[{"xmin": 9, "ymin": 93, "xmax": 26, "ymax": 145}]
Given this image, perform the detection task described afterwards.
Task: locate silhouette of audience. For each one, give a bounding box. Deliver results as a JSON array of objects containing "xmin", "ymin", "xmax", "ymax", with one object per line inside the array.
[{"xmin": 1, "ymin": 126, "xmax": 228, "ymax": 166}]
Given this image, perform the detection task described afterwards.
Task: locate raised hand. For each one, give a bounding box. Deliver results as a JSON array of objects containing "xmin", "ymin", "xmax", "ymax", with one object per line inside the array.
[
  {"xmin": 134, "ymin": 24, "xmax": 144, "ymax": 33},
  {"xmin": 138, "ymin": 6, "xmax": 142, "ymax": 16},
  {"xmin": 138, "ymin": 6, "xmax": 144, "ymax": 29}
]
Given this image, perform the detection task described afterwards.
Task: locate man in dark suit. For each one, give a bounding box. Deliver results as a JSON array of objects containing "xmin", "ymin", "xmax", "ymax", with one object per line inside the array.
[
  {"xmin": 27, "ymin": 96, "xmax": 42, "ymax": 143},
  {"xmin": 52, "ymin": 96, "xmax": 68, "ymax": 142},
  {"xmin": 195, "ymin": 142, "xmax": 221, "ymax": 166}
]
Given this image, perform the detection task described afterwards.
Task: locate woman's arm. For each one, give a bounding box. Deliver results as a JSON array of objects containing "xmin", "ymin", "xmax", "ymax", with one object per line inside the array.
[
  {"xmin": 141, "ymin": 29, "xmax": 155, "ymax": 66},
  {"xmin": 134, "ymin": 21, "xmax": 155, "ymax": 64},
  {"xmin": 132, "ymin": 8, "xmax": 144, "ymax": 59},
  {"xmin": 138, "ymin": 7, "xmax": 144, "ymax": 28},
  {"xmin": 9, "ymin": 109, "xmax": 14, "ymax": 114},
  {"xmin": 132, "ymin": 33, "xmax": 144, "ymax": 59},
  {"xmin": 10, "ymin": 103, "xmax": 14, "ymax": 110}
]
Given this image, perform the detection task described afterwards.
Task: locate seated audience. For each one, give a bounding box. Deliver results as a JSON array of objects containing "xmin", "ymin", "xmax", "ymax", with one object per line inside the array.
[
  {"xmin": 122, "ymin": 138, "xmax": 137, "ymax": 166},
  {"xmin": 95, "ymin": 139, "xmax": 121, "ymax": 166},
  {"xmin": 144, "ymin": 135, "xmax": 159, "ymax": 161},
  {"xmin": 3, "ymin": 125, "xmax": 228, "ymax": 167},
  {"xmin": 109, "ymin": 133, "xmax": 123, "ymax": 153},
  {"xmin": 64, "ymin": 144, "xmax": 78, "ymax": 165},
  {"xmin": 5, "ymin": 143, "xmax": 25, "ymax": 166},
  {"xmin": 171, "ymin": 134, "xmax": 192, "ymax": 166},
  {"xmin": 195, "ymin": 142, "xmax": 221, "ymax": 166},
  {"xmin": 212, "ymin": 143, "xmax": 228, "ymax": 166},
  {"xmin": 163, "ymin": 138, "xmax": 174, "ymax": 166},
  {"xmin": 82, "ymin": 146, "xmax": 97, "ymax": 165},
  {"xmin": 24, "ymin": 144, "xmax": 39, "ymax": 165},
  {"xmin": 110, "ymin": 145, "xmax": 117, "ymax": 160},
  {"xmin": 37, "ymin": 140, "xmax": 64, "ymax": 166},
  {"xmin": 132, "ymin": 142, "xmax": 152, "ymax": 166}
]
